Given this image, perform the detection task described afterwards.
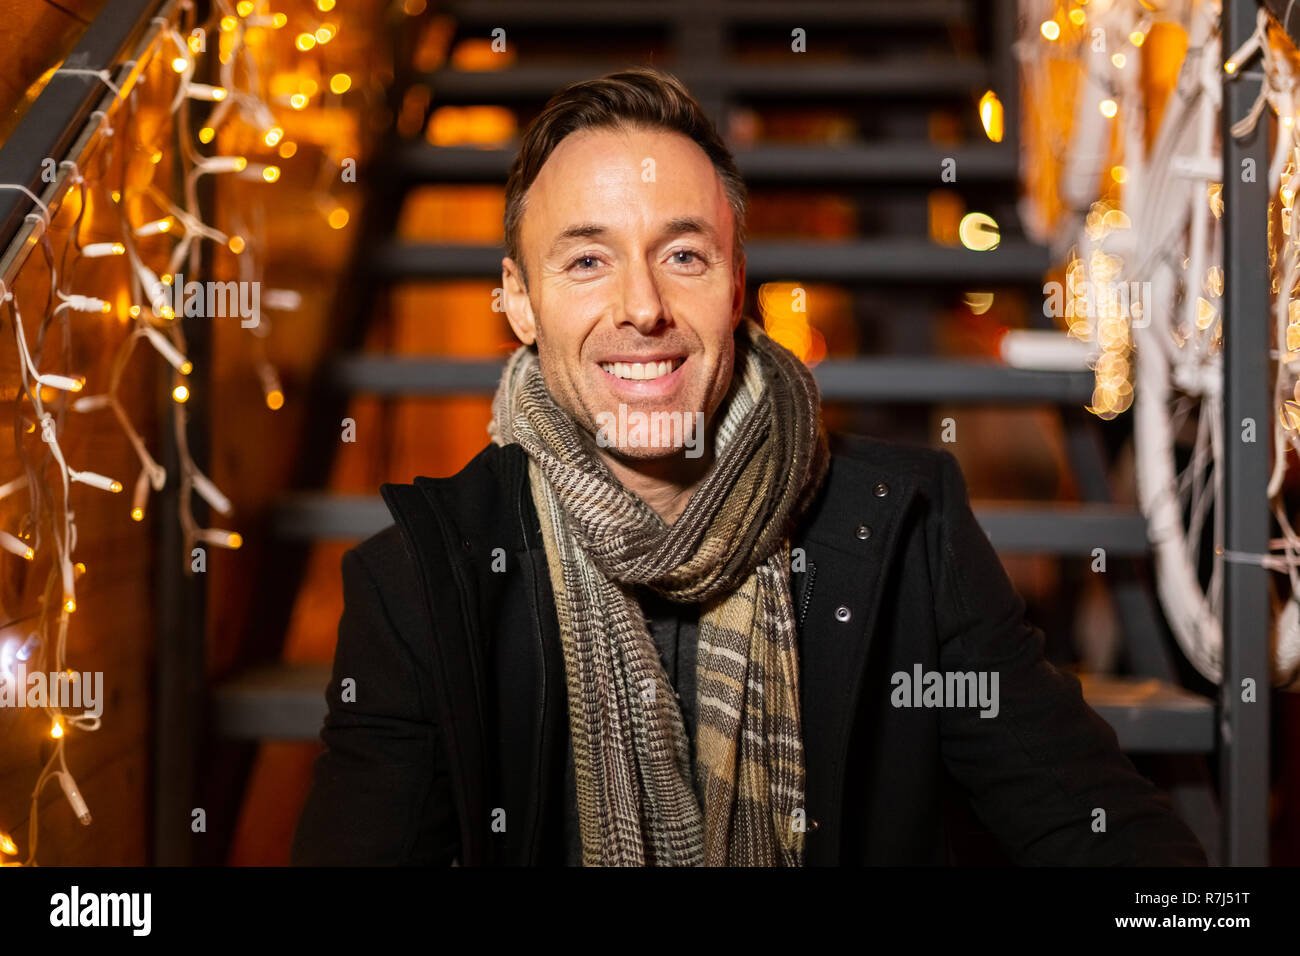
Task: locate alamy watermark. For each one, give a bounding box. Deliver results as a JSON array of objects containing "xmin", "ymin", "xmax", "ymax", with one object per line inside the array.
[
  {"xmin": 0, "ymin": 663, "xmax": 102, "ymax": 717},
  {"xmin": 890, "ymin": 664, "xmax": 999, "ymax": 718},
  {"xmin": 1043, "ymin": 279, "xmax": 1151, "ymax": 326},
  {"xmin": 594, "ymin": 404, "xmax": 705, "ymax": 458},
  {"xmin": 155, "ymin": 272, "xmax": 260, "ymax": 327}
]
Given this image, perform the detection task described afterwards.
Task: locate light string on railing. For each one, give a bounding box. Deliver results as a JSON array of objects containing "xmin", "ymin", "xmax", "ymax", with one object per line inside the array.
[
  {"xmin": 0, "ymin": 0, "xmax": 348, "ymax": 865},
  {"xmin": 1017, "ymin": 0, "xmax": 1300, "ymax": 688}
]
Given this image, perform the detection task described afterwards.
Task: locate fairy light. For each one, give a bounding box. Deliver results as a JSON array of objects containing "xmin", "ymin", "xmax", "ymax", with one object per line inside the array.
[
  {"xmin": 80, "ymin": 242, "xmax": 125, "ymax": 258},
  {"xmin": 187, "ymin": 84, "xmax": 228, "ymax": 101},
  {"xmin": 197, "ymin": 529, "xmax": 243, "ymax": 549},
  {"xmin": 134, "ymin": 218, "xmax": 173, "ymax": 237},
  {"xmin": 0, "ymin": 0, "xmax": 318, "ymax": 865},
  {"xmin": 1040, "ymin": 20, "xmax": 1060, "ymax": 41},
  {"xmin": 330, "ymin": 73, "xmax": 351, "ymax": 94},
  {"xmin": 0, "ymin": 532, "xmax": 35, "ymax": 561}
]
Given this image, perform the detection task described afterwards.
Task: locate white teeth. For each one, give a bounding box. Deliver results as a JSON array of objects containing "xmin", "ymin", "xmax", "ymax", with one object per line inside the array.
[{"xmin": 600, "ymin": 359, "xmax": 678, "ymax": 380}]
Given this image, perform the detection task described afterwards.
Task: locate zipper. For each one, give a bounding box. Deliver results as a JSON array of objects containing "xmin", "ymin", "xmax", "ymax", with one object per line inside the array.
[{"xmin": 797, "ymin": 560, "xmax": 817, "ymax": 630}]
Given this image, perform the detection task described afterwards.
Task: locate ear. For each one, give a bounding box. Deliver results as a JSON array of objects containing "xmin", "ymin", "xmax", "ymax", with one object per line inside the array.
[
  {"xmin": 730, "ymin": 253, "xmax": 746, "ymax": 328},
  {"xmin": 501, "ymin": 257, "xmax": 537, "ymax": 345}
]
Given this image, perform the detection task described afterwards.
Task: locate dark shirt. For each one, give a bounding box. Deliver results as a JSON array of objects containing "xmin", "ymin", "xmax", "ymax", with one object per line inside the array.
[{"xmin": 561, "ymin": 584, "xmax": 701, "ymax": 865}]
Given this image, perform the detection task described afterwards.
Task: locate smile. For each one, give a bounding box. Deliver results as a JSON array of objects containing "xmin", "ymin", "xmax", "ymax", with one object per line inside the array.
[{"xmin": 598, "ymin": 357, "xmax": 685, "ymax": 381}]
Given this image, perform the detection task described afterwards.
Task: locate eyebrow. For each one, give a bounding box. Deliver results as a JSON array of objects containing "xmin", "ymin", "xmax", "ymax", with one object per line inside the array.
[{"xmin": 545, "ymin": 217, "xmax": 721, "ymax": 260}]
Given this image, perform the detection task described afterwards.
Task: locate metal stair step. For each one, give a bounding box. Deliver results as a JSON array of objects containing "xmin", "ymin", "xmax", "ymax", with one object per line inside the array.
[
  {"xmin": 390, "ymin": 143, "xmax": 1020, "ymax": 185},
  {"xmin": 422, "ymin": 60, "xmax": 990, "ymax": 103},
  {"xmin": 212, "ymin": 663, "xmax": 333, "ymax": 741},
  {"xmin": 210, "ymin": 665, "xmax": 1214, "ymax": 753},
  {"xmin": 367, "ymin": 239, "xmax": 1050, "ymax": 283},
  {"xmin": 443, "ymin": 0, "xmax": 971, "ymax": 26},
  {"xmin": 269, "ymin": 493, "xmax": 1150, "ymax": 556},
  {"xmin": 330, "ymin": 355, "xmax": 1095, "ymax": 403},
  {"xmin": 1076, "ymin": 674, "xmax": 1215, "ymax": 754}
]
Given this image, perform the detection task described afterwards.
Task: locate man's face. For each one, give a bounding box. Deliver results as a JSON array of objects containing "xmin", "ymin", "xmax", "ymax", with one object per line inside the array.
[{"xmin": 501, "ymin": 125, "xmax": 745, "ymax": 461}]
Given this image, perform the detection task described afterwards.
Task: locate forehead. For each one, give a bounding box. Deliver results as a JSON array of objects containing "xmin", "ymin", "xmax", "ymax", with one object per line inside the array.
[{"xmin": 520, "ymin": 125, "xmax": 732, "ymax": 248}]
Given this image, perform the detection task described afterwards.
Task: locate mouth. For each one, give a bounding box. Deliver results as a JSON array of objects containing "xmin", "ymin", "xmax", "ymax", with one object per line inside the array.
[{"xmin": 597, "ymin": 356, "xmax": 686, "ymax": 382}]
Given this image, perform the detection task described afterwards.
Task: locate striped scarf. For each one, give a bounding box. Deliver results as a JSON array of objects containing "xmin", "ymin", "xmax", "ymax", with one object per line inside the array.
[{"xmin": 489, "ymin": 318, "xmax": 829, "ymax": 866}]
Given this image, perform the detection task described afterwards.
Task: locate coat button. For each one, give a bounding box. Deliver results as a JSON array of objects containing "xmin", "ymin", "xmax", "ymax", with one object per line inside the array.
[
  {"xmin": 855, "ymin": 524, "xmax": 871, "ymax": 540},
  {"xmin": 835, "ymin": 606, "xmax": 851, "ymax": 623},
  {"xmin": 872, "ymin": 481, "xmax": 889, "ymax": 498}
]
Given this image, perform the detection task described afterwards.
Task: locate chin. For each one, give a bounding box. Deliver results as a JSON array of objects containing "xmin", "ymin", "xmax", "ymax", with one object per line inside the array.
[{"xmin": 589, "ymin": 402, "xmax": 709, "ymax": 462}]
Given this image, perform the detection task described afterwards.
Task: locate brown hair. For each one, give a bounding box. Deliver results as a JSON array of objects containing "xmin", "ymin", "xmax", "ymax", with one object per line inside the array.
[{"xmin": 503, "ymin": 67, "xmax": 746, "ymax": 285}]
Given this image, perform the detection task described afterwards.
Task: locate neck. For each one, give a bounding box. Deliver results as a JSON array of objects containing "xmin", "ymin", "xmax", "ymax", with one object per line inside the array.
[{"xmin": 598, "ymin": 444, "xmax": 713, "ymax": 526}]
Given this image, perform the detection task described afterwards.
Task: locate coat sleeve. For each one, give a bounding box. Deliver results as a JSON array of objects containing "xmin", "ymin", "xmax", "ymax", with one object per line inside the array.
[
  {"xmin": 291, "ymin": 528, "xmax": 460, "ymax": 865},
  {"xmin": 930, "ymin": 449, "xmax": 1207, "ymax": 866}
]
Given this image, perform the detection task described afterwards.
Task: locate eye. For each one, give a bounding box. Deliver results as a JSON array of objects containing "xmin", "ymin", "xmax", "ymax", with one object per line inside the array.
[
  {"xmin": 569, "ymin": 254, "xmax": 601, "ymax": 271},
  {"xmin": 670, "ymin": 249, "xmax": 701, "ymax": 265}
]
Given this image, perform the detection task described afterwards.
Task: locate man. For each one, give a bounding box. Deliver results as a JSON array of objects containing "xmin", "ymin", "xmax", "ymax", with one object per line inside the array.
[{"xmin": 292, "ymin": 68, "xmax": 1206, "ymax": 867}]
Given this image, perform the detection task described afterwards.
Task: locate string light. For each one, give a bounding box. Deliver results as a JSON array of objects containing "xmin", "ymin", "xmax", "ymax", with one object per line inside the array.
[{"xmin": 0, "ymin": 0, "xmax": 356, "ymax": 864}]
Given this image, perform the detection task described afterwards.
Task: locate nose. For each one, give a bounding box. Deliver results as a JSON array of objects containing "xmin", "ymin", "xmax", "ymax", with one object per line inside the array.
[{"xmin": 617, "ymin": 256, "xmax": 668, "ymax": 335}]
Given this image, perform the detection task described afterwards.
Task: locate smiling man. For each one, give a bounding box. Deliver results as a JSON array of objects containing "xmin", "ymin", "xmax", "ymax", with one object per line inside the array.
[{"xmin": 292, "ymin": 68, "xmax": 1207, "ymax": 867}]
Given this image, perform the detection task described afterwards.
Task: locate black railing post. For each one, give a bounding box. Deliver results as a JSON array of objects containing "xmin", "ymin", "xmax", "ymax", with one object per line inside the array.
[{"xmin": 1220, "ymin": 0, "xmax": 1273, "ymax": 867}]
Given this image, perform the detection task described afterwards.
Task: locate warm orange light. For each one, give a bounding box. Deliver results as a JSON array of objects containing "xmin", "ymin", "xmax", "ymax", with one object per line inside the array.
[
  {"xmin": 330, "ymin": 73, "xmax": 351, "ymax": 94},
  {"xmin": 131, "ymin": 507, "xmax": 144, "ymax": 522},
  {"xmin": 1040, "ymin": 20, "xmax": 1060, "ymax": 41},
  {"xmin": 172, "ymin": 385, "xmax": 190, "ymax": 403},
  {"xmin": 290, "ymin": 93, "xmax": 308, "ymax": 110},
  {"xmin": 227, "ymin": 533, "xmax": 243, "ymax": 549},
  {"xmin": 262, "ymin": 165, "xmax": 281, "ymax": 183},
  {"xmin": 266, "ymin": 389, "xmax": 284, "ymax": 410},
  {"xmin": 264, "ymin": 127, "xmax": 284, "ymax": 146},
  {"xmin": 277, "ymin": 141, "xmax": 297, "ymax": 159},
  {"xmin": 171, "ymin": 57, "xmax": 188, "ymax": 73},
  {"xmin": 0, "ymin": 832, "xmax": 16, "ymax": 855},
  {"xmin": 296, "ymin": 33, "xmax": 316, "ymax": 51},
  {"xmin": 51, "ymin": 720, "xmax": 63, "ymax": 739},
  {"xmin": 1099, "ymin": 99, "xmax": 1118, "ymax": 118},
  {"xmin": 979, "ymin": 90, "xmax": 1003, "ymax": 143},
  {"xmin": 199, "ymin": 127, "xmax": 216, "ymax": 144},
  {"xmin": 328, "ymin": 207, "xmax": 349, "ymax": 229},
  {"xmin": 228, "ymin": 236, "xmax": 246, "ymax": 254}
]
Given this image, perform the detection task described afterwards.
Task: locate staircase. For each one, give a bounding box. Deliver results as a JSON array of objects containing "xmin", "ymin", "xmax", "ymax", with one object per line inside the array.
[{"xmin": 212, "ymin": 0, "xmax": 1218, "ymax": 858}]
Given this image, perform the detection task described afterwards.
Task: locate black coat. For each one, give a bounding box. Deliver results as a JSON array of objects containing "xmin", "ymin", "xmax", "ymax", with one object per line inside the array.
[{"xmin": 291, "ymin": 432, "xmax": 1207, "ymax": 866}]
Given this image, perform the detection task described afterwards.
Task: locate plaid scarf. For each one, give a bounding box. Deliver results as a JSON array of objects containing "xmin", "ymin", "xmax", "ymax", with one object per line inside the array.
[{"xmin": 488, "ymin": 318, "xmax": 829, "ymax": 866}]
